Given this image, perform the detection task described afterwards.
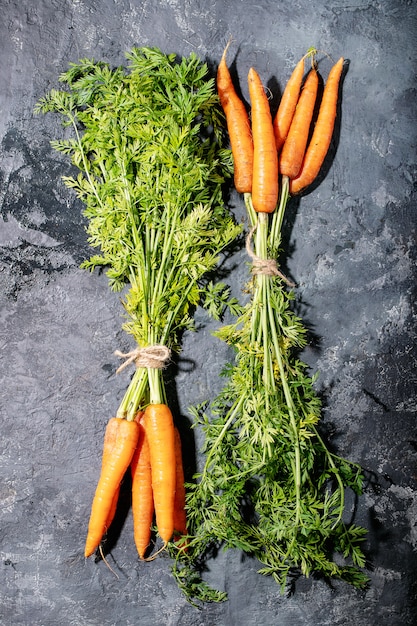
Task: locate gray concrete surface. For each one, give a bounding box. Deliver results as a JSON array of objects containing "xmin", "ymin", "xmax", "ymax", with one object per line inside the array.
[{"xmin": 1, "ymin": 1, "xmax": 416, "ymax": 624}]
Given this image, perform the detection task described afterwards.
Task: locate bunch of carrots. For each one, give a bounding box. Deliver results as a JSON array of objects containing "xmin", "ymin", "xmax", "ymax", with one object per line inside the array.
[
  {"xmin": 37, "ymin": 44, "xmax": 360, "ymax": 600},
  {"xmin": 84, "ymin": 404, "xmax": 187, "ymax": 561},
  {"xmin": 218, "ymin": 41, "xmax": 344, "ymax": 207},
  {"xmin": 169, "ymin": 43, "xmax": 368, "ymax": 602},
  {"xmin": 34, "ymin": 48, "xmax": 242, "ymax": 566}
]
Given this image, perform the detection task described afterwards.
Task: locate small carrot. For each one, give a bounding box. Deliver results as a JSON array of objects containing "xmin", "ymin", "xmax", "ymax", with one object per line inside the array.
[
  {"xmin": 248, "ymin": 67, "xmax": 279, "ymax": 213},
  {"xmin": 290, "ymin": 57, "xmax": 345, "ymax": 195},
  {"xmin": 100, "ymin": 418, "xmax": 124, "ymax": 533},
  {"xmin": 273, "ymin": 56, "xmax": 305, "ymax": 153},
  {"xmin": 173, "ymin": 427, "xmax": 187, "ymax": 540},
  {"xmin": 131, "ymin": 421, "xmax": 154, "ymax": 559},
  {"xmin": 84, "ymin": 417, "xmax": 140, "ymax": 557},
  {"xmin": 217, "ymin": 41, "xmax": 254, "ymax": 194},
  {"xmin": 142, "ymin": 403, "xmax": 176, "ymax": 545},
  {"xmin": 279, "ymin": 66, "xmax": 319, "ymax": 180}
]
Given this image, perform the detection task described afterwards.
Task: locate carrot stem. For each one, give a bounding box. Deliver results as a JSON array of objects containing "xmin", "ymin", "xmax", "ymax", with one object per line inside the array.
[{"xmin": 269, "ymin": 175, "xmax": 290, "ymax": 252}]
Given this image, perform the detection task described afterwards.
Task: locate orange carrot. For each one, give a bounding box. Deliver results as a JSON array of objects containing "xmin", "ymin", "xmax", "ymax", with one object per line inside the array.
[
  {"xmin": 248, "ymin": 67, "xmax": 279, "ymax": 213},
  {"xmin": 173, "ymin": 427, "xmax": 187, "ymax": 539},
  {"xmin": 105, "ymin": 487, "xmax": 120, "ymax": 532},
  {"xmin": 131, "ymin": 421, "xmax": 154, "ymax": 559},
  {"xmin": 84, "ymin": 417, "xmax": 140, "ymax": 557},
  {"xmin": 100, "ymin": 418, "xmax": 124, "ymax": 533},
  {"xmin": 217, "ymin": 41, "xmax": 254, "ymax": 194},
  {"xmin": 290, "ymin": 57, "xmax": 345, "ymax": 195},
  {"xmin": 273, "ymin": 56, "xmax": 305, "ymax": 153},
  {"xmin": 279, "ymin": 67, "xmax": 319, "ymax": 179},
  {"xmin": 98, "ymin": 417, "xmax": 120, "ymax": 533},
  {"xmin": 142, "ymin": 403, "xmax": 176, "ymax": 545}
]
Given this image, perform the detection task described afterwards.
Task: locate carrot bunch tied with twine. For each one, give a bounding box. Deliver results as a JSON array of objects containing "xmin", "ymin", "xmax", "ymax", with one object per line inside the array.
[
  {"xmin": 171, "ymin": 42, "xmax": 368, "ymax": 604},
  {"xmin": 35, "ymin": 47, "xmax": 241, "ymax": 568}
]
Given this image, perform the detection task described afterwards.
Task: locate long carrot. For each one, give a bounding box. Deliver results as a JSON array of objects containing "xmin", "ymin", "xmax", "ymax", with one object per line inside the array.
[
  {"xmin": 217, "ymin": 41, "xmax": 254, "ymax": 194},
  {"xmin": 105, "ymin": 487, "xmax": 120, "ymax": 532},
  {"xmin": 173, "ymin": 427, "xmax": 187, "ymax": 539},
  {"xmin": 142, "ymin": 403, "xmax": 176, "ymax": 545},
  {"xmin": 290, "ymin": 57, "xmax": 345, "ymax": 195},
  {"xmin": 248, "ymin": 67, "xmax": 279, "ymax": 213},
  {"xmin": 279, "ymin": 67, "xmax": 319, "ymax": 180},
  {"xmin": 84, "ymin": 417, "xmax": 140, "ymax": 557},
  {"xmin": 100, "ymin": 417, "xmax": 121, "ymax": 533},
  {"xmin": 273, "ymin": 56, "xmax": 305, "ymax": 153},
  {"xmin": 131, "ymin": 421, "xmax": 154, "ymax": 559}
]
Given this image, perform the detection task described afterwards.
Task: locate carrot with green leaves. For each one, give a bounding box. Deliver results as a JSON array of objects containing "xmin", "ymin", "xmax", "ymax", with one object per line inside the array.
[
  {"xmin": 279, "ymin": 66, "xmax": 319, "ymax": 180},
  {"xmin": 248, "ymin": 67, "xmax": 279, "ymax": 213},
  {"xmin": 142, "ymin": 403, "xmax": 176, "ymax": 546},
  {"xmin": 84, "ymin": 417, "xmax": 140, "ymax": 558},
  {"xmin": 290, "ymin": 57, "xmax": 345, "ymax": 194},
  {"xmin": 217, "ymin": 41, "xmax": 254, "ymax": 194},
  {"xmin": 131, "ymin": 419, "xmax": 154, "ymax": 560}
]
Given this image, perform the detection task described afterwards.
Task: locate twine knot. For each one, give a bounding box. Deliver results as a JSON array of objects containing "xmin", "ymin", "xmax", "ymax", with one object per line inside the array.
[
  {"xmin": 245, "ymin": 224, "xmax": 295, "ymax": 287},
  {"xmin": 114, "ymin": 344, "xmax": 171, "ymax": 374}
]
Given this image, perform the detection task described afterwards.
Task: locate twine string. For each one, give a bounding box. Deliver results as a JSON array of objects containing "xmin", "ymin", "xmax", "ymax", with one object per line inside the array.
[
  {"xmin": 114, "ymin": 344, "xmax": 171, "ymax": 374},
  {"xmin": 245, "ymin": 223, "xmax": 295, "ymax": 288}
]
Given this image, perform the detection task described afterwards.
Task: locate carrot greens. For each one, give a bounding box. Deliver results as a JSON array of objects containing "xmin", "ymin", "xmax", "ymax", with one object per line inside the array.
[{"xmin": 35, "ymin": 47, "xmax": 240, "ymax": 413}]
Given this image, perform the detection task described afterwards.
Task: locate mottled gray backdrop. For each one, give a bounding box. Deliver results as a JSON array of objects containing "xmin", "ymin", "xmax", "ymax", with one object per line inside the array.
[{"xmin": 1, "ymin": 1, "xmax": 416, "ymax": 625}]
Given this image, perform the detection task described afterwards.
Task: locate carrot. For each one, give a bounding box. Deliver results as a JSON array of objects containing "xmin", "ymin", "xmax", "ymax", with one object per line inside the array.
[
  {"xmin": 273, "ymin": 56, "xmax": 305, "ymax": 153},
  {"xmin": 217, "ymin": 41, "xmax": 254, "ymax": 194},
  {"xmin": 100, "ymin": 418, "xmax": 123, "ymax": 533},
  {"xmin": 131, "ymin": 421, "xmax": 154, "ymax": 559},
  {"xmin": 279, "ymin": 67, "xmax": 319, "ymax": 180},
  {"xmin": 94, "ymin": 417, "xmax": 120, "ymax": 534},
  {"xmin": 173, "ymin": 427, "xmax": 187, "ymax": 540},
  {"xmin": 248, "ymin": 67, "xmax": 279, "ymax": 213},
  {"xmin": 142, "ymin": 403, "xmax": 176, "ymax": 545},
  {"xmin": 84, "ymin": 417, "xmax": 140, "ymax": 558},
  {"xmin": 290, "ymin": 57, "xmax": 345, "ymax": 195},
  {"xmin": 105, "ymin": 487, "xmax": 120, "ymax": 532}
]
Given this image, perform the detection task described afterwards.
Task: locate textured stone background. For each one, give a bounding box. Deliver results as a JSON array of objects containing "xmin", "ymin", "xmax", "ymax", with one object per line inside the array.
[{"xmin": 1, "ymin": 1, "xmax": 416, "ymax": 624}]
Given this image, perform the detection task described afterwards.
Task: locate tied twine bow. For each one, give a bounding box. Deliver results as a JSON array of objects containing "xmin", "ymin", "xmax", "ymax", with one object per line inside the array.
[
  {"xmin": 245, "ymin": 224, "xmax": 295, "ymax": 288},
  {"xmin": 114, "ymin": 344, "xmax": 171, "ymax": 374}
]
